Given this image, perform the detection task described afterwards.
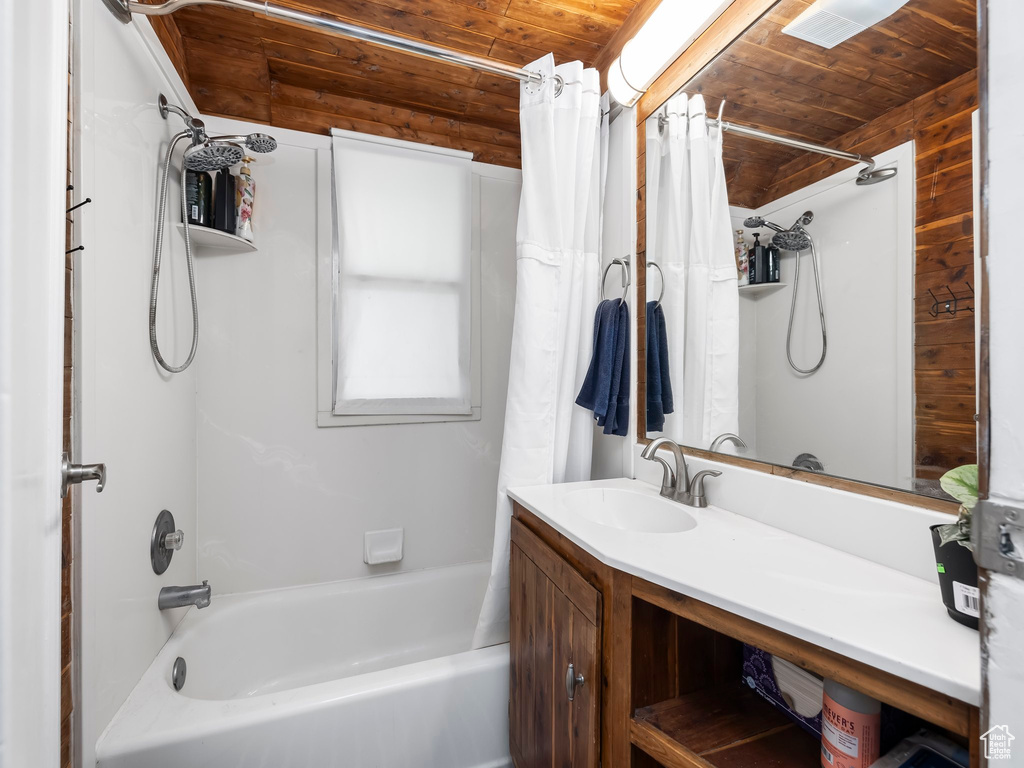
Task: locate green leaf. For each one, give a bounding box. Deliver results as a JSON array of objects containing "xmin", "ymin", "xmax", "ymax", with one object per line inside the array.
[
  {"xmin": 940, "ymin": 464, "xmax": 979, "ymax": 510},
  {"xmin": 936, "ymin": 522, "xmax": 970, "ymax": 547}
]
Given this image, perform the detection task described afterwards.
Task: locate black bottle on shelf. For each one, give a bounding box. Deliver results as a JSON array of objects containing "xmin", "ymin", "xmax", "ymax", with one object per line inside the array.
[
  {"xmin": 767, "ymin": 242, "xmax": 781, "ymax": 283},
  {"xmin": 749, "ymin": 233, "xmax": 766, "ymax": 284},
  {"xmin": 184, "ymin": 169, "xmax": 212, "ymax": 227},
  {"xmin": 213, "ymin": 169, "xmax": 236, "ymax": 234}
]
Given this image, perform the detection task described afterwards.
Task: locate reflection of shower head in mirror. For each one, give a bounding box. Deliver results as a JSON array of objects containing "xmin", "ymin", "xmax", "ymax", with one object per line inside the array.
[
  {"xmin": 743, "ymin": 212, "xmax": 814, "ymax": 251},
  {"xmin": 743, "ymin": 215, "xmax": 784, "ymax": 232},
  {"xmin": 772, "ymin": 227, "xmax": 812, "ymax": 252}
]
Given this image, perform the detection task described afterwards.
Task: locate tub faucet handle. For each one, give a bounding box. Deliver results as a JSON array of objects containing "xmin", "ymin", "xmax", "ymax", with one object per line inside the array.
[{"xmin": 162, "ymin": 530, "xmax": 185, "ymax": 551}]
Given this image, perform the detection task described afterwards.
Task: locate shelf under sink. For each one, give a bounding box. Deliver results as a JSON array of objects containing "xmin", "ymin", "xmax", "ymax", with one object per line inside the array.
[{"xmin": 631, "ymin": 685, "xmax": 820, "ymax": 768}]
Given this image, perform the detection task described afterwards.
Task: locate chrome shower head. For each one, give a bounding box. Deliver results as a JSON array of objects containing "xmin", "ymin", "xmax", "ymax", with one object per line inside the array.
[
  {"xmin": 793, "ymin": 211, "xmax": 814, "ymax": 227},
  {"xmin": 772, "ymin": 227, "xmax": 813, "ymax": 252},
  {"xmin": 743, "ymin": 215, "xmax": 785, "ymax": 232},
  {"xmin": 208, "ymin": 133, "xmax": 278, "ymax": 154},
  {"xmin": 245, "ymin": 133, "xmax": 277, "ymax": 153},
  {"xmin": 183, "ymin": 141, "xmax": 245, "ymax": 172}
]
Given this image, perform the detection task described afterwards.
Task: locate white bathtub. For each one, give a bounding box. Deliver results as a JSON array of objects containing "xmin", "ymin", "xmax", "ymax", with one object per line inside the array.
[{"xmin": 96, "ymin": 561, "xmax": 510, "ymax": 767}]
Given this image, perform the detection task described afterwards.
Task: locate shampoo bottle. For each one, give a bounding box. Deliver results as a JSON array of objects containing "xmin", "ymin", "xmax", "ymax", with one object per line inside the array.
[
  {"xmin": 184, "ymin": 170, "xmax": 212, "ymax": 227},
  {"xmin": 235, "ymin": 158, "xmax": 256, "ymax": 242},
  {"xmin": 767, "ymin": 242, "xmax": 781, "ymax": 283},
  {"xmin": 213, "ymin": 169, "xmax": 236, "ymax": 234},
  {"xmin": 749, "ymin": 233, "xmax": 765, "ymax": 284},
  {"xmin": 821, "ymin": 679, "xmax": 880, "ymax": 768},
  {"xmin": 735, "ymin": 229, "xmax": 749, "ymax": 285}
]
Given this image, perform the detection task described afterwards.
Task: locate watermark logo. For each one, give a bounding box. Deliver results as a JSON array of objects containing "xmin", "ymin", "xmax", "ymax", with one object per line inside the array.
[{"xmin": 981, "ymin": 725, "xmax": 1015, "ymax": 760}]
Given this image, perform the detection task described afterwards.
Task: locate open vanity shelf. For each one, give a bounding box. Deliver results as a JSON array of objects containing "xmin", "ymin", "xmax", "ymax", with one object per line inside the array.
[
  {"xmin": 627, "ymin": 578, "xmax": 975, "ymax": 768},
  {"xmin": 632, "ymin": 685, "xmax": 820, "ymax": 767}
]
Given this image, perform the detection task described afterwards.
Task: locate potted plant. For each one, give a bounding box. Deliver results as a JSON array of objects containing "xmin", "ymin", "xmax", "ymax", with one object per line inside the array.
[{"xmin": 930, "ymin": 464, "xmax": 980, "ymax": 630}]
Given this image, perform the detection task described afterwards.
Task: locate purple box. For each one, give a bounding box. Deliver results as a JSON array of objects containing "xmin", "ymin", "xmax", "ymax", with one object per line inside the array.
[{"xmin": 742, "ymin": 645, "xmax": 823, "ymax": 739}]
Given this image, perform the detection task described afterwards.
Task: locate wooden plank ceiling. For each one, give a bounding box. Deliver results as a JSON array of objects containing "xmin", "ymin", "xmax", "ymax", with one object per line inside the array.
[
  {"xmin": 147, "ymin": 0, "xmax": 640, "ymax": 167},
  {"xmin": 150, "ymin": 0, "xmax": 977, "ymax": 182},
  {"xmin": 683, "ymin": 0, "xmax": 977, "ymax": 208}
]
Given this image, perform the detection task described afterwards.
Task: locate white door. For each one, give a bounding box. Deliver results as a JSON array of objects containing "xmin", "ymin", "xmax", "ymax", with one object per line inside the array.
[{"xmin": 0, "ymin": 1, "xmax": 70, "ymax": 766}]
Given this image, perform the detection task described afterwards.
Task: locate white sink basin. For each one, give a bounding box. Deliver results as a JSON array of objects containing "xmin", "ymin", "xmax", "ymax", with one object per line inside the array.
[{"xmin": 561, "ymin": 488, "xmax": 697, "ymax": 533}]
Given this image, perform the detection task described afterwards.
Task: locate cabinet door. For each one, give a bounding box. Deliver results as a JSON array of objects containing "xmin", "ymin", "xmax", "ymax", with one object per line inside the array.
[{"xmin": 509, "ymin": 518, "xmax": 601, "ymax": 768}]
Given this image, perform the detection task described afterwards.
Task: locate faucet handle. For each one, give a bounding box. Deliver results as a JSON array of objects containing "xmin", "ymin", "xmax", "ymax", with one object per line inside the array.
[{"xmin": 688, "ymin": 470, "xmax": 721, "ymax": 499}]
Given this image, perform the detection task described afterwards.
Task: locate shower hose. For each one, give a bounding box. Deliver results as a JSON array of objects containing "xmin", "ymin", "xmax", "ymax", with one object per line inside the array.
[
  {"xmin": 149, "ymin": 130, "xmax": 199, "ymax": 373},
  {"xmin": 786, "ymin": 238, "xmax": 827, "ymax": 375}
]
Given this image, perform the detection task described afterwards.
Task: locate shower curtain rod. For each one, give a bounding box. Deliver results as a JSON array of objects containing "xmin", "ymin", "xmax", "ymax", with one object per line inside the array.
[
  {"xmin": 103, "ymin": 0, "xmax": 550, "ymax": 89},
  {"xmin": 657, "ymin": 111, "xmax": 897, "ymax": 185}
]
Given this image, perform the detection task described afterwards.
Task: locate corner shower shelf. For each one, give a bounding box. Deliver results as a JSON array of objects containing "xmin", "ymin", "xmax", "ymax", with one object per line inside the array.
[
  {"xmin": 175, "ymin": 223, "xmax": 256, "ymax": 254},
  {"xmin": 739, "ymin": 282, "xmax": 787, "ymax": 298}
]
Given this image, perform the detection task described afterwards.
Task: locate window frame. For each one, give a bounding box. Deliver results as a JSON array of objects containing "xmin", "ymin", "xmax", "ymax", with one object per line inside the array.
[{"xmin": 315, "ymin": 133, "xmax": 482, "ymax": 427}]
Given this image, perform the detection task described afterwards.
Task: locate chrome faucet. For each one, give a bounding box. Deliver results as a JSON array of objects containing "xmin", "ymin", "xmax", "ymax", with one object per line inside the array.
[
  {"xmin": 158, "ymin": 580, "xmax": 211, "ymax": 611},
  {"xmin": 710, "ymin": 432, "xmax": 747, "ymax": 453},
  {"xmin": 640, "ymin": 437, "xmax": 721, "ymax": 508}
]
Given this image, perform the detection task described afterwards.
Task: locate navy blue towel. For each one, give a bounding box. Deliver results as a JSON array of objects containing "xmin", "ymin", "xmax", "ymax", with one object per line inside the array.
[
  {"xmin": 645, "ymin": 301, "xmax": 673, "ymax": 433},
  {"xmin": 576, "ymin": 299, "xmax": 630, "ymax": 437}
]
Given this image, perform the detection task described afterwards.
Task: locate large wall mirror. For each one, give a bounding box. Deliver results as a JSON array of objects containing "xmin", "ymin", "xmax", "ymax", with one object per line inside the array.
[{"xmin": 638, "ymin": 0, "xmax": 978, "ymax": 504}]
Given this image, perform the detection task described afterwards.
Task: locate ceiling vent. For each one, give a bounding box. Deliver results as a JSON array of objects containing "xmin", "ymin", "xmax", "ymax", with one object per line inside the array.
[{"xmin": 782, "ymin": 0, "xmax": 910, "ymax": 48}]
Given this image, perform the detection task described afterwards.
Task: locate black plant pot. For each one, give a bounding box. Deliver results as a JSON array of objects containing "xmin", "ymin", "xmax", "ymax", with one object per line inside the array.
[{"xmin": 930, "ymin": 524, "xmax": 980, "ymax": 630}]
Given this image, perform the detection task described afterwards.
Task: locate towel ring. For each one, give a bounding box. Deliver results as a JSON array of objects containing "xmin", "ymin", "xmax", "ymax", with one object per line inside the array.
[
  {"xmin": 647, "ymin": 260, "xmax": 665, "ymax": 306},
  {"xmin": 601, "ymin": 257, "xmax": 630, "ymax": 305}
]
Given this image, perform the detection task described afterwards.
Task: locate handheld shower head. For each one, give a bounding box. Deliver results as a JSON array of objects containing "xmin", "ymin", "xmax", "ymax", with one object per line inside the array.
[
  {"xmin": 743, "ymin": 215, "xmax": 785, "ymax": 233},
  {"xmin": 245, "ymin": 133, "xmax": 277, "ymax": 153}
]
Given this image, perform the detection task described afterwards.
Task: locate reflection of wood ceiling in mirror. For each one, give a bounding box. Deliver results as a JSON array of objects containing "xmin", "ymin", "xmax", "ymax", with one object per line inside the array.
[
  {"xmin": 146, "ymin": 0, "xmax": 640, "ymax": 168},
  {"xmin": 682, "ymin": 0, "xmax": 977, "ymax": 208}
]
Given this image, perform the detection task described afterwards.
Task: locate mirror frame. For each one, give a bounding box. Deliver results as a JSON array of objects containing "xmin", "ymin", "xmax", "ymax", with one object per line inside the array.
[{"xmin": 631, "ymin": 0, "xmax": 970, "ymax": 515}]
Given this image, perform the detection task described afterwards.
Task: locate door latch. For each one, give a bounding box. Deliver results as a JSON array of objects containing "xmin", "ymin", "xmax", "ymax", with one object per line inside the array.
[
  {"xmin": 973, "ymin": 499, "xmax": 1024, "ymax": 581},
  {"xmin": 61, "ymin": 452, "xmax": 106, "ymax": 498},
  {"xmin": 565, "ymin": 662, "xmax": 585, "ymax": 702}
]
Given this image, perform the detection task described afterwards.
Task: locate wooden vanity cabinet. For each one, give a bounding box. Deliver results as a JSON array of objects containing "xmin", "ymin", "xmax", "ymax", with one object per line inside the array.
[
  {"xmin": 510, "ymin": 517, "xmax": 602, "ymax": 768},
  {"xmin": 509, "ymin": 502, "xmax": 983, "ymax": 768}
]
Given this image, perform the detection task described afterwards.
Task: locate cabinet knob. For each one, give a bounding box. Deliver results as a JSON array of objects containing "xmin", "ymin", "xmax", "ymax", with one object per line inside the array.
[{"xmin": 565, "ymin": 662, "xmax": 585, "ymax": 702}]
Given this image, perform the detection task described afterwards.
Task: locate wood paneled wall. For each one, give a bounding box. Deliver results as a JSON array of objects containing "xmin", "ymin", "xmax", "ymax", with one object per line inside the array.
[{"xmin": 765, "ymin": 69, "xmax": 979, "ymax": 483}]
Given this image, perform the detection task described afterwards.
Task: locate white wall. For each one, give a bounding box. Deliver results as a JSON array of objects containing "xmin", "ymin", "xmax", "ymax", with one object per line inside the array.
[
  {"xmin": 592, "ymin": 107, "xmax": 637, "ymax": 480},
  {"xmin": 982, "ymin": 0, "xmax": 1024, "ymax": 743},
  {"xmin": 729, "ymin": 143, "xmax": 914, "ymax": 490},
  {"xmin": 76, "ymin": 6, "xmax": 200, "ymax": 765},
  {"xmin": 194, "ymin": 117, "xmax": 519, "ymax": 594},
  {"xmin": 0, "ymin": 2, "xmax": 68, "ymax": 766}
]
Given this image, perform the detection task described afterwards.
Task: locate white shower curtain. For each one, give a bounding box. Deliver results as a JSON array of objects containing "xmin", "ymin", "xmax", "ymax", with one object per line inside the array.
[
  {"xmin": 646, "ymin": 94, "xmax": 739, "ymax": 447},
  {"xmin": 473, "ymin": 55, "xmax": 608, "ymax": 649}
]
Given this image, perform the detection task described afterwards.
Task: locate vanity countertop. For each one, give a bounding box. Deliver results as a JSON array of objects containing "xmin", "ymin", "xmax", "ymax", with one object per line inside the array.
[{"xmin": 508, "ymin": 477, "xmax": 981, "ymax": 706}]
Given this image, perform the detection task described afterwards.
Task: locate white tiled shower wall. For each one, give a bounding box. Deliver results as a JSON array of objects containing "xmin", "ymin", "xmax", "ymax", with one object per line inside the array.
[{"xmin": 194, "ymin": 116, "xmax": 520, "ymax": 594}]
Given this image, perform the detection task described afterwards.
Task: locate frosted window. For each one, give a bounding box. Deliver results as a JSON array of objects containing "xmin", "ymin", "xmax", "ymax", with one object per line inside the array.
[{"xmin": 332, "ymin": 134, "xmax": 472, "ymax": 415}]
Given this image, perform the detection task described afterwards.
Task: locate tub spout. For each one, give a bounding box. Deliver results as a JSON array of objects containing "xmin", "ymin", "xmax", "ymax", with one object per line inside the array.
[{"xmin": 159, "ymin": 580, "xmax": 211, "ymax": 611}]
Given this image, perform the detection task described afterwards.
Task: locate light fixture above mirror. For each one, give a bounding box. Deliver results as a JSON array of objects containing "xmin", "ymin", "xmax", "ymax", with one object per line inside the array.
[{"xmin": 606, "ymin": 0, "xmax": 734, "ymax": 107}]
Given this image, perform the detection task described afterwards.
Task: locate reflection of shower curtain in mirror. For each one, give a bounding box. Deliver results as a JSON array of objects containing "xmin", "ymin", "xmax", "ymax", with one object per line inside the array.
[{"xmin": 646, "ymin": 94, "xmax": 738, "ymax": 447}]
